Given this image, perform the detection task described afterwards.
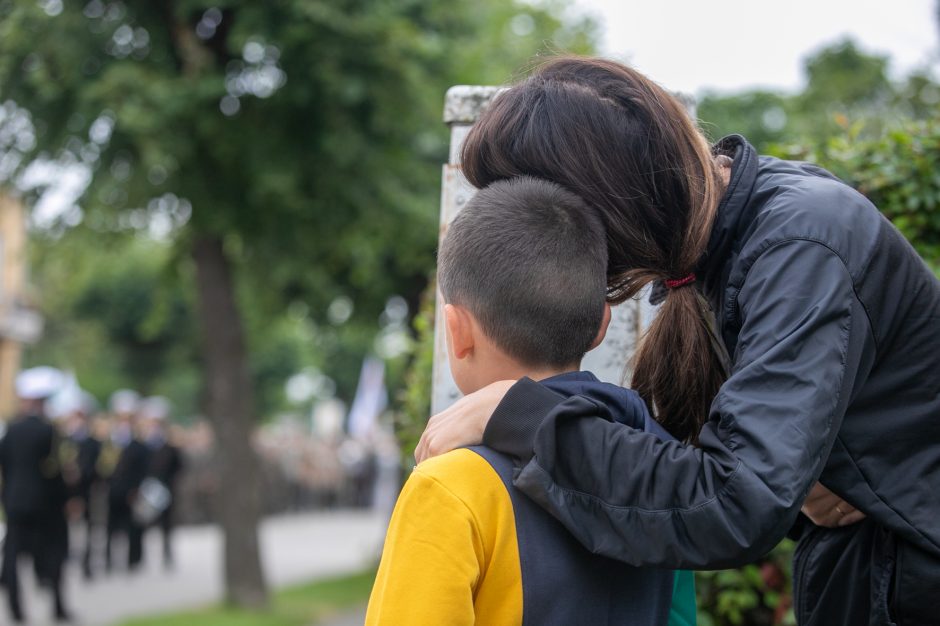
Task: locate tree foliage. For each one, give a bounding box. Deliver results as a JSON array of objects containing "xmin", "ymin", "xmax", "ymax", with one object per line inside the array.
[
  {"xmin": 26, "ymin": 233, "xmax": 201, "ymax": 410},
  {"xmin": 1, "ymin": 0, "xmax": 595, "ymax": 410},
  {"xmin": 698, "ymin": 38, "xmax": 939, "ymax": 152},
  {"xmin": 0, "ymin": 0, "xmax": 596, "ymax": 607}
]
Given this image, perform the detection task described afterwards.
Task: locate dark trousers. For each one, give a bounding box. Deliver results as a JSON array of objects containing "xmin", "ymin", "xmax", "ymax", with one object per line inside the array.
[
  {"xmin": 79, "ymin": 495, "xmax": 97, "ymax": 578},
  {"xmin": 1, "ymin": 517, "xmax": 68, "ymax": 621},
  {"xmin": 105, "ymin": 497, "xmax": 144, "ymax": 571},
  {"xmin": 155, "ymin": 499, "xmax": 175, "ymax": 567},
  {"xmin": 794, "ymin": 518, "xmax": 940, "ymax": 626}
]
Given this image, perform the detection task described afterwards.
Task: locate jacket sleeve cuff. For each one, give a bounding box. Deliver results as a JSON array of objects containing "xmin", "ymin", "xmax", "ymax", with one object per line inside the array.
[{"xmin": 482, "ymin": 377, "xmax": 565, "ymax": 464}]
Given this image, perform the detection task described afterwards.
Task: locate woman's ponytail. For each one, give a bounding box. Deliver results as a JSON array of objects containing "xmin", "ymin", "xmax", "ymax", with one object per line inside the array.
[{"xmin": 631, "ymin": 283, "xmax": 728, "ymax": 443}]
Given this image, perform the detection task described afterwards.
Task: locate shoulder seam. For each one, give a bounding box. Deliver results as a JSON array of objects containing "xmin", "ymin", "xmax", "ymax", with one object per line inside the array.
[{"xmin": 730, "ymin": 237, "xmax": 878, "ymax": 353}]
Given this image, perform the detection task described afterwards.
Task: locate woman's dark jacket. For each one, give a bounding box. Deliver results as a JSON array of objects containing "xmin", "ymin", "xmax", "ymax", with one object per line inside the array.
[{"xmin": 483, "ymin": 137, "xmax": 940, "ymax": 577}]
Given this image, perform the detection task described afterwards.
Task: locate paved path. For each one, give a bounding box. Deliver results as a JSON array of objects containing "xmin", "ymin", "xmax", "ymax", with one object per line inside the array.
[
  {"xmin": 316, "ymin": 606, "xmax": 367, "ymax": 626},
  {"xmin": 11, "ymin": 510, "xmax": 385, "ymax": 626}
]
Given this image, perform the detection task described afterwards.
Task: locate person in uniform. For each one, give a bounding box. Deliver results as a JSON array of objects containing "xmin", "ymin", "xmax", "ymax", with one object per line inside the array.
[
  {"xmin": 104, "ymin": 390, "xmax": 150, "ymax": 573},
  {"xmin": 59, "ymin": 392, "xmax": 103, "ymax": 580},
  {"xmin": 0, "ymin": 367, "xmax": 72, "ymax": 623},
  {"xmin": 139, "ymin": 396, "xmax": 184, "ymax": 569}
]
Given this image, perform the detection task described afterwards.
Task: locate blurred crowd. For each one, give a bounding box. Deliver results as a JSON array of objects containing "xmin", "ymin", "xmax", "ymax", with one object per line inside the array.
[
  {"xmin": 0, "ymin": 366, "xmax": 184, "ymax": 622},
  {"xmin": 0, "ymin": 366, "xmax": 401, "ymax": 624}
]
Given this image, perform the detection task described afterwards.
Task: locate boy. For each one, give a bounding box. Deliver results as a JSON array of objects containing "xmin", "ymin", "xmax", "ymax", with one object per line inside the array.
[{"xmin": 366, "ymin": 177, "xmax": 695, "ymax": 625}]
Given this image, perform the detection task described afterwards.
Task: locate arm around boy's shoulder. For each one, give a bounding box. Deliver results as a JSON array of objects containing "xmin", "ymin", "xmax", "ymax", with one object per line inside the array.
[
  {"xmin": 366, "ymin": 448, "xmax": 522, "ymax": 626},
  {"xmin": 489, "ymin": 240, "xmax": 872, "ymax": 570}
]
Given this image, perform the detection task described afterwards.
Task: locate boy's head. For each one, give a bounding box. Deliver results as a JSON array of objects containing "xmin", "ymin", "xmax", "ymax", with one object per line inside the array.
[{"xmin": 438, "ymin": 176, "xmax": 609, "ymax": 394}]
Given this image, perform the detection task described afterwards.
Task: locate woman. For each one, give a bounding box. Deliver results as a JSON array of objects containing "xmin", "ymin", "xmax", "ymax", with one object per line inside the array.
[{"xmin": 416, "ymin": 57, "xmax": 940, "ymax": 625}]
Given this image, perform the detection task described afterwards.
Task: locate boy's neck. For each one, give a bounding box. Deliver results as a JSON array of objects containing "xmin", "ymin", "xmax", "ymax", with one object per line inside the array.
[{"xmin": 468, "ymin": 353, "xmax": 579, "ymax": 393}]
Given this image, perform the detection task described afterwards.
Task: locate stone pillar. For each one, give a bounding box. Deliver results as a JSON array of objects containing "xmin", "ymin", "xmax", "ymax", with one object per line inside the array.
[
  {"xmin": 431, "ymin": 86, "xmax": 692, "ymax": 414},
  {"xmin": 431, "ymin": 87, "xmax": 503, "ymax": 414}
]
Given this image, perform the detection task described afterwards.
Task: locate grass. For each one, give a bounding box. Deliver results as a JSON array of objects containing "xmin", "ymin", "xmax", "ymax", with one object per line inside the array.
[{"xmin": 121, "ymin": 569, "xmax": 376, "ymax": 626}]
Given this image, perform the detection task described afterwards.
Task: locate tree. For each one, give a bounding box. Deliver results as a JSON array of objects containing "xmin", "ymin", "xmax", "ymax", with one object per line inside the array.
[
  {"xmin": 0, "ymin": 0, "xmax": 594, "ymax": 606},
  {"xmin": 798, "ymin": 39, "xmax": 892, "ymax": 111}
]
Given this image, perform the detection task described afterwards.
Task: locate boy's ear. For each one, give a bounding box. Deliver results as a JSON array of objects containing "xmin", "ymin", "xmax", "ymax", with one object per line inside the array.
[
  {"xmin": 444, "ymin": 304, "xmax": 475, "ymax": 359},
  {"xmin": 588, "ymin": 303, "xmax": 612, "ymax": 351}
]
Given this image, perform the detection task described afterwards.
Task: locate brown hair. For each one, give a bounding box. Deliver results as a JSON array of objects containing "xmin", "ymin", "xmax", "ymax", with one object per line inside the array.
[{"xmin": 460, "ymin": 56, "xmax": 725, "ymax": 443}]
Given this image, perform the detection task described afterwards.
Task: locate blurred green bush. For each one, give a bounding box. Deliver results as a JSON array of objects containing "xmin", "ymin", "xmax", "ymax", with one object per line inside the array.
[
  {"xmin": 395, "ymin": 276, "xmax": 436, "ymax": 463},
  {"xmin": 695, "ymin": 541, "xmax": 795, "ymax": 626}
]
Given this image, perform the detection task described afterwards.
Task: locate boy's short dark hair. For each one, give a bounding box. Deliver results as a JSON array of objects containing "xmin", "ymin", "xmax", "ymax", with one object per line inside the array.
[{"xmin": 438, "ymin": 176, "xmax": 608, "ymax": 369}]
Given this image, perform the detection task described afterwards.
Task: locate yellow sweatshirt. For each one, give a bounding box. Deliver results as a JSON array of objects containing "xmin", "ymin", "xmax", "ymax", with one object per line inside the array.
[
  {"xmin": 367, "ymin": 448, "xmax": 522, "ymax": 625},
  {"xmin": 366, "ymin": 448, "xmax": 696, "ymax": 625}
]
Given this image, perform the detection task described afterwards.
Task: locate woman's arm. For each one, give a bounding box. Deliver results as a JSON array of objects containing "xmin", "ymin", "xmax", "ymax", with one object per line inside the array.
[
  {"xmin": 415, "ymin": 380, "xmax": 516, "ymax": 463},
  {"xmin": 485, "ymin": 240, "xmax": 876, "ymax": 569}
]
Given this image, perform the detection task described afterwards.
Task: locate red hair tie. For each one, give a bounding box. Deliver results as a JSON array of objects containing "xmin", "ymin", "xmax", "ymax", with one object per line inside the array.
[{"xmin": 664, "ymin": 273, "xmax": 696, "ymax": 289}]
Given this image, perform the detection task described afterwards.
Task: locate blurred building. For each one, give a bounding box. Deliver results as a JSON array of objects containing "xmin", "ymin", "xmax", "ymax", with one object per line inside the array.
[{"xmin": 0, "ymin": 192, "xmax": 42, "ymax": 416}]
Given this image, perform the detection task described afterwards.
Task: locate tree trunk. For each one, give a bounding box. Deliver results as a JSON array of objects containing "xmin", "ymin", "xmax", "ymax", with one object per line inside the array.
[{"xmin": 191, "ymin": 235, "xmax": 268, "ymax": 608}]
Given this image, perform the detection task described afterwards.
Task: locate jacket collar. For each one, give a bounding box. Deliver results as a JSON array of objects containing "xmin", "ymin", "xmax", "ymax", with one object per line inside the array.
[
  {"xmin": 697, "ymin": 135, "xmax": 760, "ymax": 301},
  {"xmin": 537, "ymin": 371, "xmax": 654, "ymax": 432}
]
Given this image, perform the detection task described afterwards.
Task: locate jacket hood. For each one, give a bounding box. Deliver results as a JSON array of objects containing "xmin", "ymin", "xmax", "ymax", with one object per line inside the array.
[{"xmin": 538, "ymin": 371, "xmax": 674, "ymax": 441}]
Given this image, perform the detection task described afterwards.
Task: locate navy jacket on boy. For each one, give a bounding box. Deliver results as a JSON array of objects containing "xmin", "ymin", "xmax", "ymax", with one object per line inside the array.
[{"xmin": 469, "ymin": 370, "xmax": 687, "ymax": 626}]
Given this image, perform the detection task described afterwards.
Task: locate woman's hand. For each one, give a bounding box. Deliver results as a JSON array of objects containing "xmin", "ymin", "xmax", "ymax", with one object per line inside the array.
[
  {"xmin": 801, "ymin": 482, "xmax": 866, "ymax": 528},
  {"xmin": 414, "ymin": 380, "xmax": 515, "ymax": 464}
]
